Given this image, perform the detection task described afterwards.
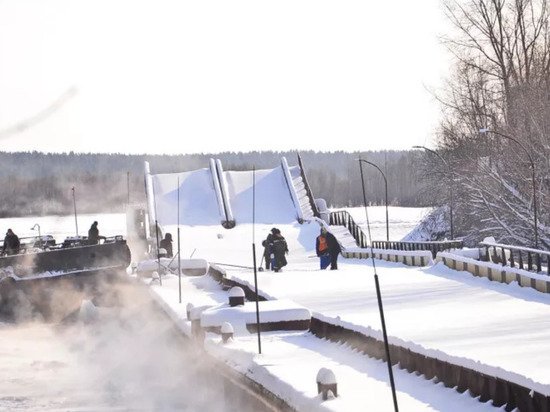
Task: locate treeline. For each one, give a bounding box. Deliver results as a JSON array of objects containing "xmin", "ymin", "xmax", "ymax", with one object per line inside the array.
[{"xmin": 0, "ymin": 150, "xmax": 428, "ymax": 217}]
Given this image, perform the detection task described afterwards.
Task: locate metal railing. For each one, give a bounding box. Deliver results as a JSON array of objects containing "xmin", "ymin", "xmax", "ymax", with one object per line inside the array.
[
  {"xmin": 371, "ymin": 240, "xmax": 464, "ymax": 259},
  {"xmin": 297, "ymin": 154, "xmax": 320, "ymax": 218},
  {"xmin": 480, "ymin": 242, "xmax": 550, "ymax": 275},
  {"xmin": 328, "ymin": 211, "xmax": 368, "ymax": 248}
]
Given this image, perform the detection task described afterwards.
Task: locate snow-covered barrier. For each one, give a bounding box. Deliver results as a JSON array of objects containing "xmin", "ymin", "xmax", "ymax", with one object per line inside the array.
[
  {"xmin": 136, "ymin": 258, "xmax": 209, "ymax": 276},
  {"xmin": 343, "ymin": 247, "xmax": 434, "ymax": 267},
  {"xmin": 200, "ymin": 299, "xmax": 311, "ymax": 334},
  {"xmin": 436, "ymin": 251, "xmax": 550, "ymax": 294}
]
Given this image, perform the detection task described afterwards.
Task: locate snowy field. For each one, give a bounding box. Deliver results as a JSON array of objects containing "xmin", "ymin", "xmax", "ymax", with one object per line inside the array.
[{"xmin": 332, "ymin": 206, "xmax": 432, "ymax": 241}]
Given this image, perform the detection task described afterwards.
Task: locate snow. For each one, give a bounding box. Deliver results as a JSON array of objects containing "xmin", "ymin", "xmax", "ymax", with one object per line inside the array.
[
  {"xmin": 318, "ymin": 368, "xmax": 337, "ymax": 385},
  {"xmin": 223, "ymin": 167, "xmax": 297, "ymax": 224},
  {"xmin": 332, "ymin": 206, "xmax": 432, "ymax": 242},
  {"xmin": 200, "ymin": 299, "xmax": 311, "ymax": 332},
  {"xmin": 156, "ymin": 216, "xmax": 550, "ymax": 396},
  {"xmin": 146, "ymin": 273, "xmax": 499, "ymax": 411},
  {"xmin": 228, "ymin": 286, "xmax": 245, "ymax": 298},
  {"xmin": 221, "ymin": 322, "xmax": 234, "ymax": 334},
  {"xmin": 152, "ymin": 168, "xmax": 221, "ymax": 226},
  {"xmin": 225, "ymin": 258, "xmax": 550, "ymax": 396},
  {"xmin": 438, "ymin": 251, "xmax": 550, "ymax": 283},
  {"xmin": 136, "ymin": 257, "xmax": 209, "ymax": 273},
  {"xmin": 143, "ymin": 161, "xmax": 550, "ymax": 407}
]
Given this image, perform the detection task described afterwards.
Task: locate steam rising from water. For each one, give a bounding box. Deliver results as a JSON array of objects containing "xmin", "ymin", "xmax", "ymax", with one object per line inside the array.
[{"xmin": 0, "ymin": 282, "xmax": 261, "ymax": 411}]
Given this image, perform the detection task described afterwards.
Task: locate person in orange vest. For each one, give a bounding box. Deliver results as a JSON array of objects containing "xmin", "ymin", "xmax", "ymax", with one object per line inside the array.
[{"xmin": 316, "ymin": 227, "xmax": 341, "ymax": 270}]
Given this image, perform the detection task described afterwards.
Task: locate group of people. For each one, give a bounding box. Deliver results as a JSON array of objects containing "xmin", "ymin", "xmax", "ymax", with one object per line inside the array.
[
  {"xmin": 262, "ymin": 228, "xmax": 289, "ymax": 272},
  {"xmin": 0, "ymin": 221, "xmax": 106, "ymax": 256},
  {"xmin": 261, "ymin": 226, "xmax": 341, "ymax": 272}
]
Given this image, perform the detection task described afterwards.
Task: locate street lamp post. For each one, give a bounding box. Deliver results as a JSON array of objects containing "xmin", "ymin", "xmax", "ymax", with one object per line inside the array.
[
  {"xmin": 358, "ymin": 159, "xmax": 399, "ymax": 412},
  {"xmin": 413, "ymin": 146, "xmax": 455, "ymax": 239},
  {"xmin": 479, "ymin": 129, "xmax": 538, "ymax": 249},
  {"xmin": 358, "ymin": 159, "xmax": 390, "ymax": 242}
]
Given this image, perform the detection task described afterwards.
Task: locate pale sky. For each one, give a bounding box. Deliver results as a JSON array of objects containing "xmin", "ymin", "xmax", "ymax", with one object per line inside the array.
[{"xmin": 0, "ymin": 0, "xmax": 450, "ymax": 154}]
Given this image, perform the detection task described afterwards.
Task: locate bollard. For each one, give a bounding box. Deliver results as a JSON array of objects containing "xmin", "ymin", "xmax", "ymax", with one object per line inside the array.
[
  {"xmin": 316, "ymin": 368, "xmax": 329, "ymax": 394},
  {"xmin": 150, "ymin": 271, "xmax": 160, "ymax": 284},
  {"xmin": 228, "ymin": 286, "xmax": 245, "ymax": 307},
  {"xmin": 317, "ymin": 368, "xmax": 337, "ymax": 400},
  {"xmin": 186, "ymin": 303, "xmax": 194, "ymax": 320},
  {"xmin": 189, "ymin": 305, "xmax": 208, "ymax": 341},
  {"xmin": 221, "ymin": 322, "xmax": 234, "ymax": 343}
]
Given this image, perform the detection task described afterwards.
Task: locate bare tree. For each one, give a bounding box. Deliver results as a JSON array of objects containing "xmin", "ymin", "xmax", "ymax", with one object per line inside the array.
[{"xmin": 424, "ymin": 0, "xmax": 550, "ymax": 247}]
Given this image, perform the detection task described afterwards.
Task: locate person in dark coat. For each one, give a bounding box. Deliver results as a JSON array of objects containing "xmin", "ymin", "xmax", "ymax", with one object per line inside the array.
[
  {"xmin": 87, "ymin": 221, "xmax": 105, "ymax": 245},
  {"xmin": 270, "ymin": 228, "xmax": 288, "ymax": 272},
  {"xmin": 2, "ymin": 229, "xmax": 20, "ymax": 255},
  {"xmin": 159, "ymin": 233, "xmax": 173, "ymax": 258},
  {"xmin": 261, "ymin": 229, "xmax": 276, "ymax": 270},
  {"xmin": 316, "ymin": 227, "xmax": 341, "ymax": 270}
]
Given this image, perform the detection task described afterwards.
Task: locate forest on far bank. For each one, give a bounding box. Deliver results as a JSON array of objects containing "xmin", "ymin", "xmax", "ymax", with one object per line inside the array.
[{"xmin": 0, "ymin": 150, "xmax": 429, "ymax": 218}]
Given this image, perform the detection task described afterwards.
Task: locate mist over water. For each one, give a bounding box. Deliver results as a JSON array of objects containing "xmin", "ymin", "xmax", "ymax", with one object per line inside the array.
[{"xmin": 0, "ymin": 282, "xmax": 261, "ymax": 411}]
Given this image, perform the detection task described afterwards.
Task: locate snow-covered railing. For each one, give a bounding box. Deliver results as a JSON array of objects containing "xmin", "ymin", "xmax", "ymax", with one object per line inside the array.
[
  {"xmin": 280, "ymin": 157, "xmax": 305, "ymax": 223},
  {"xmin": 328, "ymin": 211, "xmax": 368, "ymax": 248},
  {"xmin": 437, "ymin": 251, "xmax": 550, "ymax": 294},
  {"xmin": 297, "ymin": 153, "xmax": 320, "ymax": 218},
  {"xmin": 215, "ymin": 159, "xmax": 235, "ymax": 228},
  {"xmin": 480, "ymin": 241, "xmax": 550, "ymax": 275},
  {"xmin": 343, "ymin": 247, "xmax": 434, "ymax": 267},
  {"xmin": 371, "ymin": 240, "xmax": 464, "ymax": 259}
]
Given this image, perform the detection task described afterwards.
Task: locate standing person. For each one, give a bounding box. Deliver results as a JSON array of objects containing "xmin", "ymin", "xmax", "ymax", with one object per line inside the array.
[
  {"xmin": 87, "ymin": 221, "xmax": 105, "ymax": 245},
  {"xmin": 316, "ymin": 227, "xmax": 341, "ymax": 270},
  {"xmin": 261, "ymin": 229, "xmax": 276, "ymax": 270},
  {"xmin": 270, "ymin": 228, "xmax": 288, "ymax": 273},
  {"xmin": 2, "ymin": 229, "xmax": 20, "ymax": 255},
  {"xmin": 316, "ymin": 228, "xmax": 331, "ymax": 270},
  {"xmin": 159, "ymin": 233, "xmax": 173, "ymax": 258}
]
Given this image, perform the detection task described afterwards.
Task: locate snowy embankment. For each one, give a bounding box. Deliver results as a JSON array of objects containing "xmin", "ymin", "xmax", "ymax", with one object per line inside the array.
[{"xmin": 144, "ymin": 274, "xmax": 497, "ymax": 411}]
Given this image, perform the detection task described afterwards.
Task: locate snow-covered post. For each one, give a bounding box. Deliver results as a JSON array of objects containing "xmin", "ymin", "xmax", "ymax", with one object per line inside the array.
[
  {"xmin": 316, "ymin": 368, "xmax": 337, "ymax": 400},
  {"xmin": 186, "ymin": 303, "xmax": 193, "ymax": 320},
  {"xmin": 143, "ymin": 161, "xmax": 156, "ymax": 239},
  {"xmin": 315, "ymin": 198, "xmax": 329, "ymax": 224},
  {"xmin": 228, "ymin": 286, "xmax": 245, "ymax": 307},
  {"xmin": 221, "ymin": 322, "xmax": 234, "ymax": 343},
  {"xmin": 190, "ymin": 307, "xmax": 205, "ymax": 341}
]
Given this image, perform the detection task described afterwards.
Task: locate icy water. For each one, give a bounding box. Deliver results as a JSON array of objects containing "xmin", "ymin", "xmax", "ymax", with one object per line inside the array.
[{"xmin": 0, "ymin": 282, "xmax": 265, "ymax": 411}]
